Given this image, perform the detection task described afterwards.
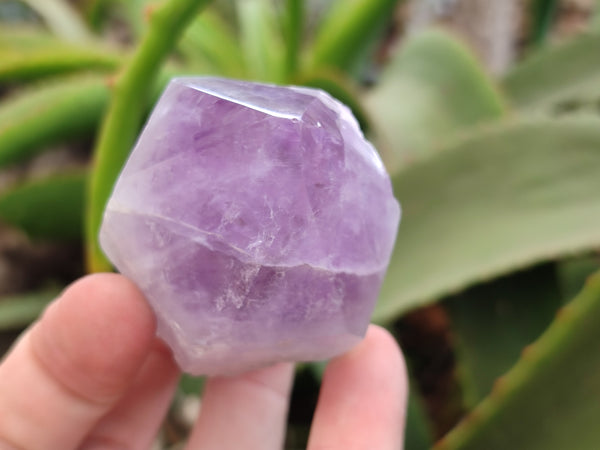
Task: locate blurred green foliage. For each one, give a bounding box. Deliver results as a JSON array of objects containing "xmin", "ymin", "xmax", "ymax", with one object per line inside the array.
[{"xmin": 0, "ymin": 0, "xmax": 599, "ymax": 448}]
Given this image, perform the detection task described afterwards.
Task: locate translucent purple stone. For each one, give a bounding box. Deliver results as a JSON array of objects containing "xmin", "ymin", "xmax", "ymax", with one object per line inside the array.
[{"xmin": 99, "ymin": 77, "xmax": 400, "ymax": 375}]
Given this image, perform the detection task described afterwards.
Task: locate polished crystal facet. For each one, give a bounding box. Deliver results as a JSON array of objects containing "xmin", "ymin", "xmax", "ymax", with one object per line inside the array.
[{"xmin": 100, "ymin": 77, "xmax": 400, "ymax": 375}]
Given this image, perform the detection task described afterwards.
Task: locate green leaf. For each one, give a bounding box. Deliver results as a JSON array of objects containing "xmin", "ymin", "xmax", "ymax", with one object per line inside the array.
[
  {"xmin": 503, "ymin": 30, "xmax": 600, "ymax": 112},
  {"xmin": 436, "ymin": 269, "xmax": 600, "ymax": 450},
  {"xmin": 236, "ymin": 0, "xmax": 285, "ymax": 83},
  {"xmin": 0, "ymin": 26, "xmax": 62, "ymax": 50},
  {"xmin": 447, "ymin": 264, "xmax": 563, "ymax": 407},
  {"xmin": 528, "ymin": 0, "xmax": 559, "ymax": 46},
  {"xmin": 405, "ymin": 389, "xmax": 435, "ymax": 450},
  {"xmin": 373, "ymin": 117, "xmax": 600, "ymax": 322},
  {"xmin": 364, "ymin": 29, "xmax": 506, "ymax": 170},
  {"xmin": 283, "ymin": 0, "xmax": 303, "ymax": 79},
  {"xmin": 308, "ymin": 0, "xmax": 400, "ymax": 73},
  {"xmin": 557, "ymin": 254, "xmax": 600, "ymax": 301},
  {"xmin": 0, "ymin": 75, "xmax": 109, "ymax": 167},
  {"xmin": 0, "ymin": 45, "xmax": 122, "ymax": 83},
  {"xmin": 0, "ymin": 288, "xmax": 60, "ymax": 330},
  {"xmin": 594, "ymin": 1, "xmax": 600, "ymax": 29},
  {"xmin": 178, "ymin": 8, "xmax": 246, "ymax": 77},
  {"xmin": 0, "ymin": 171, "xmax": 87, "ymax": 240},
  {"xmin": 19, "ymin": 0, "xmax": 95, "ymax": 43},
  {"xmin": 86, "ymin": 0, "xmax": 154, "ymax": 37}
]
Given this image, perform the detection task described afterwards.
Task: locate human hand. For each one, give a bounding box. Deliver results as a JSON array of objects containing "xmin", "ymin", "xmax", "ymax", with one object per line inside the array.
[{"xmin": 0, "ymin": 274, "xmax": 407, "ymax": 449}]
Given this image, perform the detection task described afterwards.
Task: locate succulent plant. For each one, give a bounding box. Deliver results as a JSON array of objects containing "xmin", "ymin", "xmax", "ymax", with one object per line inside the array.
[{"xmin": 0, "ymin": 0, "xmax": 599, "ymax": 448}]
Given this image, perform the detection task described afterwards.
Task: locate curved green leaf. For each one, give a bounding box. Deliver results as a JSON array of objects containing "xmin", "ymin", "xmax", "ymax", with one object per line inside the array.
[
  {"xmin": 503, "ymin": 30, "xmax": 600, "ymax": 112},
  {"xmin": 406, "ymin": 389, "xmax": 435, "ymax": 450},
  {"xmin": 236, "ymin": 0, "xmax": 285, "ymax": 83},
  {"xmin": 19, "ymin": 0, "xmax": 94, "ymax": 43},
  {"xmin": 594, "ymin": 1, "xmax": 600, "ymax": 29},
  {"xmin": 557, "ymin": 254, "xmax": 600, "ymax": 300},
  {"xmin": 374, "ymin": 117, "xmax": 600, "ymax": 322},
  {"xmin": 436, "ymin": 269, "xmax": 600, "ymax": 450},
  {"xmin": 0, "ymin": 46, "xmax": 122, "ymax": 83},
  {"xmin": 0, "ymin": 26, "xmax": 62, "ymax": 50},
  {"xmin": 178, "ymin": 8, "xmax": 246, "ymax": 77},
  {"xmin": 0, "ymin": 171, "xmax": 87, "ymax": 240},
  {"xmin": 0, "ymin": 75, "xmax": 109, "ymax": 167},
  {"xmin": 528, "ymin": 0, "xmax": 559, "ymax": 45},
  {"xmin": 283, "ymin": 0, "xmax": 303, "ymax": 79},
  {"xmin": 447, "ymin": 264, "xmax": 563, "ymax": 407},
  {"xmin": 364, "ymin": 29, "xmax": 506, "ymax": 170},
  {"xmin": 309, "ymin": 0, "xmax": 400, "ymax": 73}
]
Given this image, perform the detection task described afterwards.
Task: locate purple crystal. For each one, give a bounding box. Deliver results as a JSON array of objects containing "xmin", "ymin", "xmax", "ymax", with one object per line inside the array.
[{"xmin": 99, "ymin": 77, "xmax": 400, "ymax": 375}]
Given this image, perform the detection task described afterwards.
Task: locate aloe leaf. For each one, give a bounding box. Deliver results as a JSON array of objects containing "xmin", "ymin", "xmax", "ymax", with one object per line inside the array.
[
  {"xmin": 0, "ymin": 69, "xmax": 183, "ymax": 171},
  {"xmin": 0, "ymin": 25, "xmax": 121, "ymax": 82},
  {"xmin": 446, "ymin": 264, "xmax": 563, "ymax": 407},
  {"xmin": 503, "ymin": 30, "xmax": 600, "ymax": 112},
  {"xmin": 0, "ymin": 288, "xmax": 60, "ymax": 331},
  {"xmin": 0, "ymin": 45, "xmax": 122, "ymax": 83},
  {"xmin": 0, "ymin": 26, "xmax": 62, "ymax": 50},
  {"xmin": 406, "ymin": 389, "xmax": 435, "ymax": 450},
  {"xmin": 557, "ymin": 254, "xmax": 600, "ymax": 301},
  {"xmin": 236, "ymin": 0, "xmax": 285, "ymax": 82},
  {"xmin": 436, "ymin": 269, "xmax": 600, "ymax": 450},
  {"xmin": 364, "ymin": 29, "xmax": 506, "ymax": 170},
  {"xmin": 0, "ymin": 75, "xmax": 109, "ymax": 167},
  {"xmin": 0, "ymin": 171, "xmax": 87, "ymax": 241},
  {"xmin": 178, "ymin": 8, "xmax": 246, "ymax": 77},
  {"xmin": 373, "ymin": 117, "xmax": 600, "ymax": 322},
  {"xmin": 308, "ymin": 0, "xmax": 400, "ymax": 73},
  {"xmin": 529, "ymin": 0, "xmax": 559, "ymax": 45},
  {"xmin": 19, "ymin": 0, "xmax": 95, "ymax": 43},
  {"xmin": 594, "ymin": 1, "xmax": 600, "ymax": 29},
  {"xmin": 283, "ymin": 0, "xmax": 303, "ymax": 79}
]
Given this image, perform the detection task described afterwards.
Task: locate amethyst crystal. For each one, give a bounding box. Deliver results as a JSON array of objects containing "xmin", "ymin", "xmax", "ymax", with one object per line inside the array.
[{"xmin": 99, "ymin": 77, "xmax": 400, "ymax": 375}]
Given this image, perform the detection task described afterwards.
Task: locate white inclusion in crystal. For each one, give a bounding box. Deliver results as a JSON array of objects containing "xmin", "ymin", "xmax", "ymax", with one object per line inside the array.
[{"xmin": 216, "ymin": 264, "xmax": 261, "ymax": 310}]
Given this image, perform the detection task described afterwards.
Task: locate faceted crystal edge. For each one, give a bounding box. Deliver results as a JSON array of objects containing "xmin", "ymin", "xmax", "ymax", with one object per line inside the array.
[
  {"xmin": 103, "ymin": 205, "xmax": 399, "ymax": 276},
  {"xmin": 175, "ymin": 77, "xmax": 303, "ymax": 120},
  {"xmin": 100, "ymin": 205, "xmax": 389, "ymax": 277}
]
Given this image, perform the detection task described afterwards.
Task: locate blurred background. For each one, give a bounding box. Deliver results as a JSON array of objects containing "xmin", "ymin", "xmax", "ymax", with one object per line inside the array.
[{"xmin": 0, "ymin": 0, "xmax": 599, "ymax": 449}]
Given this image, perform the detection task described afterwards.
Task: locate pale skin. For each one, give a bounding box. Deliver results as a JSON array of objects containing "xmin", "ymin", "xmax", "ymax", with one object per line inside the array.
[{"xmin": 0, "ymin": 274, "xmax": 408, "ymax": 449}]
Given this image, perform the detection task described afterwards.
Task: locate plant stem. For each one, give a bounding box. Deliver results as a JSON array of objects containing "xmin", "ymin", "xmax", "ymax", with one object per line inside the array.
[
  {"xmin": 530, "ymin": 0, "xmax": 559, "ymax": 46},
  {"xmin": 85, "ymin": 0, "xmax": 212, "ymax": 273},
  {"xmin": 309, "ymin": 0, "xmax": 400, "ymax": 73},
  {"xmin": 284, "ymin": 0, "xmax": 303, "ymax": 79}
]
